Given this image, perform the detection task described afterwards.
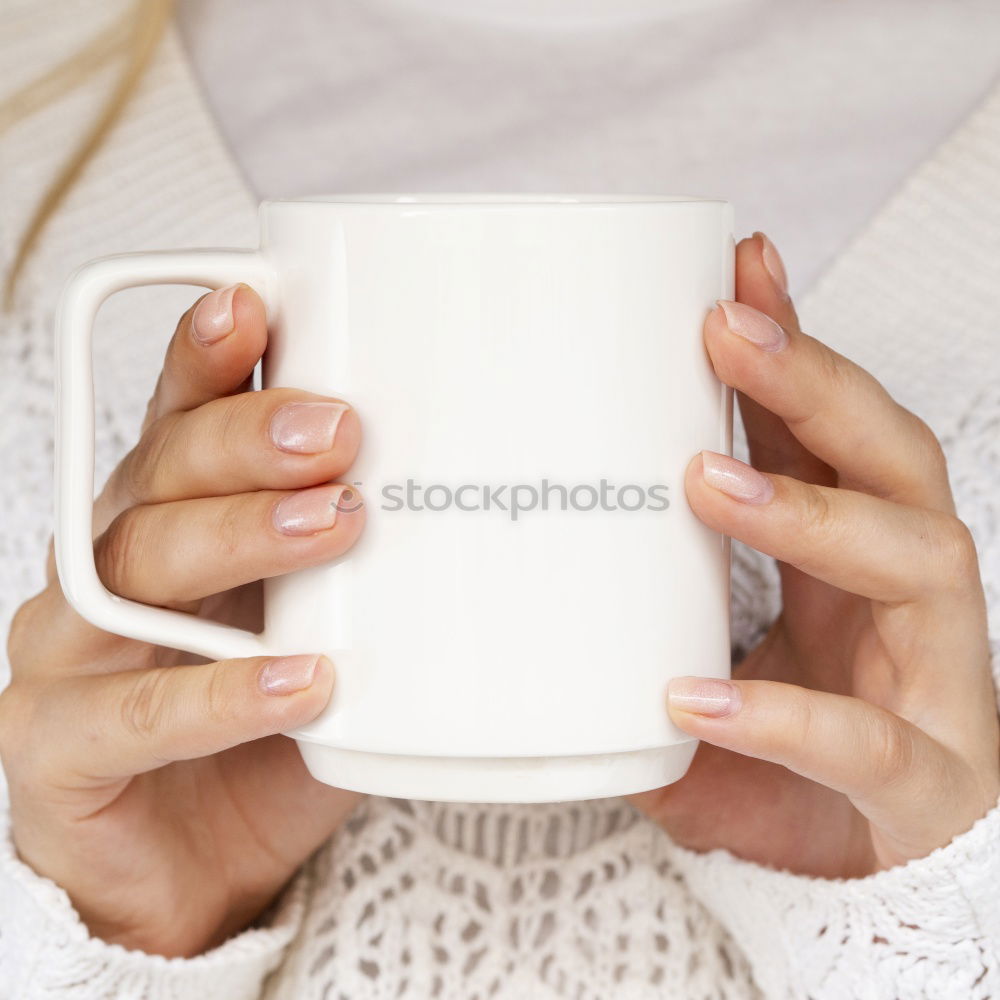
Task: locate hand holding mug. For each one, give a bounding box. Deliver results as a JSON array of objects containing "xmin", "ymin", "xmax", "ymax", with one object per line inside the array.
[
  {"xmin": 631, "ymin": 234, "xmax": 1000, "ymax": 875},
  {"xmin": 2, "ymin": 286, "xmax": 365, "ymax": 956}
]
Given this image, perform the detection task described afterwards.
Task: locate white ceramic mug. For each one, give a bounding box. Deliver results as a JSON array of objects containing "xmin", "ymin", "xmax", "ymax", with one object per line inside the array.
[{"xmin": 55, "ymin": 194, "xmax": 734, "ymax": 803}]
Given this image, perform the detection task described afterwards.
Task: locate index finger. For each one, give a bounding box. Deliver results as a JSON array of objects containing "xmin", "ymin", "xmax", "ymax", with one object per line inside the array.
[
  {"xmin": 142, "ymin": 282, "xmax": 268, "ymax": 428},
  {"xmin": 705, "ymin": 295, "xmax": 955, "ymax": 513}
]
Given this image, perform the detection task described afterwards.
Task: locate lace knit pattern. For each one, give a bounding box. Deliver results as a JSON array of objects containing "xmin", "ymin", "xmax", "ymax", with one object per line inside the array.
[
  {"xmin": 266, "ymin": 798, "xmax": 758, "ymax": 1000},
  {"xmin": 2, "ymin": 4, "xmax": 1000, "ymax": 999}
]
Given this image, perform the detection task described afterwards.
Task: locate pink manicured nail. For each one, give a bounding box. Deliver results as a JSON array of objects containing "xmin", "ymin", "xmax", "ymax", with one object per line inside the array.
[
  {"xmin": 755, "ymin": 232, "xmax": 789, "ymax": 296},
  {"xmin": 192, "ymin": 284, "xmax": 239, "ymax": 344},
  {"xmin": 718, "ymin": 301, "xmax": 788, "ymax": 353},
  {"xmin": 701, "ymin": 451, "xmax": 774, "ymax": 505},
  {"xmin": 668, "ymin": 677, "xmax": 741, "ymax": 717},
  {"xmin": 273, "ymin": 485, "xmax": 349, "ymax": 535},
  {"xmin": 269, "ymin": 402, "xmax": 349, "ymax": 454},
  {"xmin": 259, "ymin": 654, "xmax": 319, "ymax": 695}
]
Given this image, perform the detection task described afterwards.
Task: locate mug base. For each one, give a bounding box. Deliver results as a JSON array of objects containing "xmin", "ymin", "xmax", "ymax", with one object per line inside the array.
[{"xmin": 294, "ymin": 738, "xmax": 699, "ymax": 803}]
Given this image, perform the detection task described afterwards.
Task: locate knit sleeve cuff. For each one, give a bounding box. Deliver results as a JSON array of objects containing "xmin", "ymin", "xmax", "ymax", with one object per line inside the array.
[
  {"xmin": 0, "ymin": 806, "xmax": 306, "ymax": 1000},
  {"xmin": 669, "ymin": 795, "xmax": 1000, "ymax": 1000}
]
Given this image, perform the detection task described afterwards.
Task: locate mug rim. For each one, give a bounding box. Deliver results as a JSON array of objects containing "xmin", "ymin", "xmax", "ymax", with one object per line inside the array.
[{"xmin": 262, "ymin": 193, "xmax": 728, "ymax": 207}]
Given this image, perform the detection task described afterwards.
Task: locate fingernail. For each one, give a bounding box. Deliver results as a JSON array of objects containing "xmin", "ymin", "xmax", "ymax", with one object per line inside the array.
[
  {"xmin": 270, "ymin": 402, "xmax": 350, "ymax": 454},
  {"xmin": 259, "ymin": 654, "xmax": 320, "ymax": 695},
  {"xmin": 718, "ymin": 301, "xmax": 788, "ymax": 353},
  {"xmin": 701, "ymin": 451, "xmax": 774, "ymax": 505},
  {"xmin": 273, "ymin": 485, "xmax": 350, "ymax": 535},
  {"xmin": 192, "ymin": 284, "xmax": 239, "ymax": 344},
  {"xmin": 755, "ymin": 232, "xmax": 789, "ymax": 296},
  {"xmin": 668, "ymin": 677, "xmax": 741, "ymax": 717}
]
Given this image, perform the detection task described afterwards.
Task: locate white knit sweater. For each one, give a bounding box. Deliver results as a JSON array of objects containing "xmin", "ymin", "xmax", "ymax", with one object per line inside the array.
[{"xmin": 2, "ymin": 4, "xmax": 1000, "ymax": 998}]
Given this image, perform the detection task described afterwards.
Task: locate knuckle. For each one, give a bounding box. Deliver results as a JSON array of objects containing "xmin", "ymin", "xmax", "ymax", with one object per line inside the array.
[
  {"xmin": 117, "ymin": 414, "xmax": 177, "ymax": 505},
  {"xmin": 213, "ymin": 395, "xmax": 251, "ymax": 465},
  {"xmin": 932, "ymin": 514, "xmax": 980, "ymax": 590},
  {"xmin": 6, "ymin": 593, "xmax": 44, "ymax": 666},
  {"xmin": 906, "ymin": 411, "xmax": 949, "ymax": 478},
  {"xmin": 204, "ymin": 665, "xmax": 238, "ymax": 727},
  {"xmin": 868, "ymin": 714, "xmax": 914, "ymax": 789},
  {"xmin": 0, "ymin": 680, "xmax": 52, "ymax": 782},
  {"xmin": 800, "ymin": 483, "xmax": 835, "ymax": 538},
  {"xmin": 791, "ymin": 339, "xmax": 854, "ymax": 421},
  {"xmin": 95, "ymin": 508, "xmax": 150, "ymax": 597},
  {"xmin": 815, "ymin": 341, "xmax": 850, "ymax": 391},
  {"xmin": 785, "ymin": 686, "xmax": 817, "ymax": 748},
  {"xmin": 215, "ymin": 390, "xmax": 275, "ymax": 464},
  {"xmin": 121, "ymin": 669, "xmax": 171, "ymax": 745},
  {"xmin": 213, "ymin": 494, "xmax": 254, "ymax": 559}
]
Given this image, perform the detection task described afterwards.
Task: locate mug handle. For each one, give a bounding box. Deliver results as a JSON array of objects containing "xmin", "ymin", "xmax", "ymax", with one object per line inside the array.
[{"xmin": 55, "ymin": 249, "xmax": 275, "ymax": 661}]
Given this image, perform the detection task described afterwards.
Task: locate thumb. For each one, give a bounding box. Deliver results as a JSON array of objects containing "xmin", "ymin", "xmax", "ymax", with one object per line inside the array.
[
  {"xmin": 666, "ymin": 676, "xmax": 970, "ymax": 859},
  {"xmin": 49, "ymin": 654, "xmax": 334, "ymax": 784}
]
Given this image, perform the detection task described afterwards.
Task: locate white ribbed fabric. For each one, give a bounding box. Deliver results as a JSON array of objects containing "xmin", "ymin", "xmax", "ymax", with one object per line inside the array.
[{"xmin": 1, "ymin": 3, "xmax": 1000, "ymax": 998}]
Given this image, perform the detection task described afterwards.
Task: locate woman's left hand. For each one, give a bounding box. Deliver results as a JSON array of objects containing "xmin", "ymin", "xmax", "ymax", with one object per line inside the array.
[{"xmin": 629, "ymin": 233, "xmax": 1000, "ymax": 877}]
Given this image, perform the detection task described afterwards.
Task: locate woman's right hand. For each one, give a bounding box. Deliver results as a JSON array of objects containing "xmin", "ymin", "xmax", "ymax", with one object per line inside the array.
[{"xmin": 0, "ymin": 284, "xmax": 366, "ymax": 958}]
